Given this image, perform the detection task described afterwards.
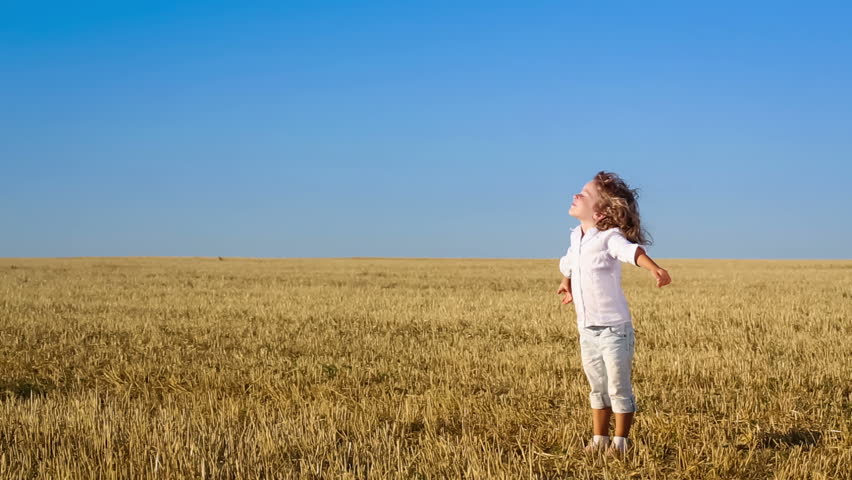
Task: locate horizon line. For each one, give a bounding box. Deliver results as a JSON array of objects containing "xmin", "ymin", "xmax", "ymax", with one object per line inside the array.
[{"xmin": 2, "ymin": 256, "xmax": 851, "ymax": 261}]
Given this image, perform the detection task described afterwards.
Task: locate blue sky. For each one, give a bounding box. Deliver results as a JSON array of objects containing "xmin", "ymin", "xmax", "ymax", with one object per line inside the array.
[{"xmin": 3, "ymin": 1, "xmax": 851, "ymax": 259}]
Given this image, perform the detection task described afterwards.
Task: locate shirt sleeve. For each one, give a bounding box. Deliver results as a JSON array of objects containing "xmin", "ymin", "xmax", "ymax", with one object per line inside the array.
[
  {"xmin": 607, "ymin": 231, "xmax": 640, "ymax": 266},
  {"xmin": 558, "ymin": 245, "xmax": 573, "ymax": 278}
]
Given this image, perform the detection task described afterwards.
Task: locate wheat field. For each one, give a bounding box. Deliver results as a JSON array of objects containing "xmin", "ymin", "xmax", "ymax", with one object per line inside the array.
[{"xmin": 0, "ymin": 257, "xmax": 850, "ymax": 479}]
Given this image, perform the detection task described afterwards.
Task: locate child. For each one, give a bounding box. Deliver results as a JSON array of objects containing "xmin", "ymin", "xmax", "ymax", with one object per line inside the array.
[{"xmin": 556, "ymin": 171, "xmax": 671, "ymax": 455}]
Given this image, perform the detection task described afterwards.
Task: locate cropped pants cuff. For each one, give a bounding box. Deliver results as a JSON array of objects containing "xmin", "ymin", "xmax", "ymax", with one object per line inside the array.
[
  {"xmin": 589, "ymin": 393, "xmax": 611, "ymax": 410},
  {"xmin": 610, "ymin": 395, "xmax": 637, "ymax": 414}
]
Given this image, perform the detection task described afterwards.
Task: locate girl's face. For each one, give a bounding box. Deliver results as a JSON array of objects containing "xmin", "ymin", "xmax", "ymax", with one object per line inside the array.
[{"xmin": 569, "ymin": 180, "xmax": 604, "ymax": 222}]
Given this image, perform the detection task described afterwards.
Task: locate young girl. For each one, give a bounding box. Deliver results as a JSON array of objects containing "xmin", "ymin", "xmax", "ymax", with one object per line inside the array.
[{"xmin": 556, "ymin": 171, "xmax": 671, "ymax": 455}]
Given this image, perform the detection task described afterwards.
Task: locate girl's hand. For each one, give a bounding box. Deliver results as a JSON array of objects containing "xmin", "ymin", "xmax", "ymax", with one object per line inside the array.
[
  {"xmin": 556, "ymin": 279, "xmax": 573, "ymax": 304},
  {"xmin": 652, "ymin": 268, "xmax": 671, "ymax": 288}
]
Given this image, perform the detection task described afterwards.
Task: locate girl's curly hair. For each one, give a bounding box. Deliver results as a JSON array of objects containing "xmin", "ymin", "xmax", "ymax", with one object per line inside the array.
[{"xmin": 593, "ymin": 171, "xmax": 652, "ymax": 246}]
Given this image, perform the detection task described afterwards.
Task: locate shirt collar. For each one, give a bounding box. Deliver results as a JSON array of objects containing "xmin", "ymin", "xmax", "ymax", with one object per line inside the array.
[{"xmin": 581, "ymin": 226, "xmax": 599, "ymax": 244}]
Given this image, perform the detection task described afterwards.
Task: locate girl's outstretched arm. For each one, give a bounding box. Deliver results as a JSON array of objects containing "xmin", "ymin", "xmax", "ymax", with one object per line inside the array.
[{"xmin": 634, "ymin": 247, "xmax": 672, "ymax": 288}]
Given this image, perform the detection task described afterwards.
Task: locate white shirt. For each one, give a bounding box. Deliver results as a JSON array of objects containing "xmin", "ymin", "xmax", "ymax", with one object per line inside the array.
[{"xmin": 559, "ymin": 225, "xmax": 641, "ymax": 328}]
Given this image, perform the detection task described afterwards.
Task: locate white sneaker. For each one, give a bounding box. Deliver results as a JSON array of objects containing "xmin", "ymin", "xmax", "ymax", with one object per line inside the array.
[
  {"xmin": 606, "ymin": 437, "xmax": 630, "ymax": 457},
  {"xmin": 583, "ymin": 436, "xmax": 610, "ymax": 453}
]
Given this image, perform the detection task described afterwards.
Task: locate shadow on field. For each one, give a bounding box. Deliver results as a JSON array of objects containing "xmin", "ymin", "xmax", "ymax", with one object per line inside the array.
[
  {"xmin": 0, "ymin": 378, "xmax": 56, "ymax": 399},
  {"xmin": 757, "ymin": 429, "xmax": 822, "ymax": 449}
]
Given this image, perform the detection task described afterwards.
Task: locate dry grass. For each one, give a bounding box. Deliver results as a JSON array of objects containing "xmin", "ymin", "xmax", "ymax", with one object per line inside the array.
[{"xmin": 0, "ymin": 257, "xmax": 850, "ymax": 479}]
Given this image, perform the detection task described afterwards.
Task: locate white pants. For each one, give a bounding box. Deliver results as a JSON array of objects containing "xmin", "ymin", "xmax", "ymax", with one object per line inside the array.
[{"xmin": 579, "ymin": 323, "xmax": 636, "ymax": 413}]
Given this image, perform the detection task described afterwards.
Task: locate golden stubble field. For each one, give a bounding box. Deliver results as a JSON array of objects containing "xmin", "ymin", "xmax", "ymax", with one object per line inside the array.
[{"xmin": 0, "ymin": 257, "xmax": 850, "ymax": 479}]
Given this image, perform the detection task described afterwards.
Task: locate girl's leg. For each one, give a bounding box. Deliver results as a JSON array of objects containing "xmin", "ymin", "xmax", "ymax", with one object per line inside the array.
[
  {"xmin": 614, "ymin": 412, "xmax": 634, "ymax": 437},
  {"xmin": 593, "ymin": 407, "xmax": 612, "ymax": 436},
  {"xmin": 600, "ymin": 324, "xmax": 636, "ymax": 449},
  {"xmin": 580, "ymin": 327, "xmax": 612, "ymax": 450}
]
